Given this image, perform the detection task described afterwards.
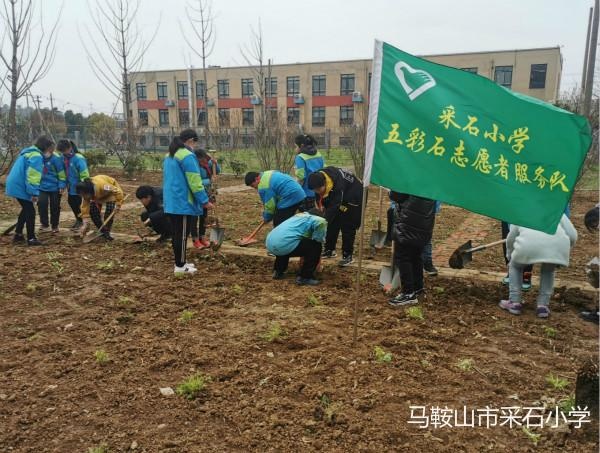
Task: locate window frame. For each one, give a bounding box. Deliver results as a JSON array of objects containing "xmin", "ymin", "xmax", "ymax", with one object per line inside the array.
[
  {"xmin": 340, "ymin": 74, "xmax": 355, "ymax": 95},
  {"xmin": 241, "ymin": 78, "xmax": 253, "ymax": 98},
  {"xmin": 157, "ymin": 82, "xmax": 168, "ymax": 100},
  {"xmin": 312, "ymin": 75, "xmax": 326, "ymax": 97},
  {"xmin": 136, "ymin": 83, "xmax": 147, "ymax": 101},
  {"xmin": 494, "ymin": 66, "xmax": 513, "ymax": 88},
  {"xmin": 158, "ymin": 109, "xmax": 169, "ymax": 126},
  {"xmin": 217, "ymin": 79, "xmax": 230, "ymax": 98},
  {"xmin": 138, "ymin": 109, "xmax": 148, "ymax": 126},
  {"xmin": 287, "ymin": 76, "xmax": 300, "ymax": 97},
  {"xmin": 178, "ymin": 108, "xmax": 190, "ymax": 126},
  {"xmin": 195, "ymin": 80, "xmax": 206, "ymax": 99},
  {"xmin": 529, "ymin": 63, "xmax": 547, "ymax": 89},
  {"xmin": 241, "ymin": 107, "xmax": 254, "ymax": 126},
  {"xmin": 339, "ymin": 105, "xmax": 354, "ymax": 126},
  {"xmin": 177, "ymin": 81, "xmax": 188, "ymax": 100},
  {"xmin": 312, "ymin": 106, "xmax": 325, "ymax": 127}
]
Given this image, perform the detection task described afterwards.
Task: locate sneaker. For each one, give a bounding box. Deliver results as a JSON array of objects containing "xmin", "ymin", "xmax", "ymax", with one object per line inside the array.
[
  {"xmin": 174, "ymin": 263, "xmax": 197, "ymax": 274},
  {"xmin": 12, "ymin": 234, "xmax": 25, "ymax": 243},
  {"xmin": 388, "ymin": 292, "xmax": 418, "ymax": 307},
  {"xmin": 101, "ymin": 231, "xmax": 114, "ymax": 241},
  {"xmin": 70, "ymin": 219, "xmax": 83, "ymax": 231},
  {"xmin": 267, "ymin": 251, "xmax": 275, "ymax": 257},
  {"xmin": 199, "ymin": 237, "xmax": 210, "ymax": 247},
  {"xmin": 424, "ymin": 261, "xmax": 438, "ymax": 276},
  {"xmin": 579, "ymin": 310, "xmax": 600, "ymax": 324},
  {"xmin": 501, "ymin": 274, "xmax": 510, "ymax": 285},
  {"xmin": 192, "ymin": 238, "xmax": 208, "ymax": 249},
  {"xmin": 499, "ymin": 299, "xmax": 522, "ymax": 315},
  {"xmin": 322, "ymin": 249, "xmax": 337, "ymax": 259},
  {"xmin": 39, "ymin": 225, "xmax": 51, "ymax": 233},
  {"xmin": 536, "ymin": 306, "xmax": 550, "ymax": 319},
  {"xmin": 522, "ymin": 272, "xmax": 532, "ymax": 291},
  {"xmin": 51, "ymin": 228, "xmax": 60, "ymax": 234},
  {"xmin": 157, "ymin": 234, "xmax": 171, "ymax": 243},
  {"xmin": 296, "ymin": 276, "xmax": 320, "ymax": 286},
  {"xmin": 186, "ymin": 262, "xmax": 197, "ymax": 269},
  {"xmin": 27, "ymin": 238, "xmax": 43, "ymax": 246},
  {"xmin": 272, "ymin": 270, "xmax": 285, "ymax": 280},
  {"xmin": 338, "ymin": 254, "xmax": 354, "ymax": 267}
]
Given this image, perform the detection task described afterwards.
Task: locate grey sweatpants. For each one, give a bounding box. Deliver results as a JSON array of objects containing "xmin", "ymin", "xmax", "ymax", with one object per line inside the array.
[{"xmin": 509, "ymin": 261, "xmax": 556, "ymax": 306}]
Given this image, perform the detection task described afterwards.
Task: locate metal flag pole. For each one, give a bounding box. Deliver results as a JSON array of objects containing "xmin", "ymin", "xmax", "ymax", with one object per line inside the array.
[{"xmin": 352, "ymin": 182, "xmax": 370, "ymax": 345}]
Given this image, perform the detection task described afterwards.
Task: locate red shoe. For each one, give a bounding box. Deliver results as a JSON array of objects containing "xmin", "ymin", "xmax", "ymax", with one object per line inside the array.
[
  {"xmin": 200, "ymin": 237, "xmax": 210, "ymax": 247},
  {"xmin": 193, "ymin": 238, "xmax": 202, "ymax": 248}
]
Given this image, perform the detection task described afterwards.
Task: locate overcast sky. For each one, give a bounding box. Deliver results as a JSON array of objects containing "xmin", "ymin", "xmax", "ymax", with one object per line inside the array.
[{"xmin": 7, "ymin": 0, "xmax": 594, "ymax": 116}]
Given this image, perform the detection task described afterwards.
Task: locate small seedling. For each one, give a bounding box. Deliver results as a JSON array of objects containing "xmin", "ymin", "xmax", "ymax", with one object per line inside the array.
[
  {"xmin": 27, "ymin": 332, "xmax": 42, "ymax": 341},
  {"xmin": 232, "ymin": 284, "xmax": 243, "ymax": 294},
  {"xmin": 180, "ymin": 310, "xmax": 195, "ymax": 323},
  {"xmin": 176, "ymin": 373, "xmax": 210, "ymax": 400},
  {"xmin": 542, "ymin": 326, "xmax": 557, "ymax": 338},
  {"xmin": 307, "ymin": 294, "xmax": 322, "ymax": 307},
  {"xmin": 96, "ymin": 260, "xmax": 114, "ymax": 271},
  {"xmin": 118, "ymin": 296, "xmax": 133, "ymax": 306},
  {"xmin": 88, "ymin": 445, "xmax": 109, "ymax": 453},
  {"xmin": 546, "ymin": 373, "xmax": 568, "ymax": 390},
  {"xmin": 406, "ymin": 306, "xmax": 424, "ymax": 320},
  {"xmin": 94, "ymin": 350, "xmax": 109, "ymax": 364},
  {"xmin": 433, "ymin": 286, "xmax": 445, "ymax": 294},
  {"xmin": 46, "ymin": 251, "xmax": 63, "ymax": 261},
  {"xmin": 558, "ymin": 395, "xmax": 576, "ymax": 413},
  {"xmin": 456, "ymin": 358, "xmax": 474, "ymax": 372},
  {"xmin": 374, "ymin": 346, "xmax": 392, "ymax": 363},
  {"xmin": 261, "ymin": 322, "xmax": 286, "ymax": 342},
  {"xmin": 522, "ymin": 427, "xmax": 541, "ymax": 446},
  {"xmin": 420, "ymin": 359, "xmax": 431, "ymax": 368},
  {"xmin": 26, "ymin": 283, "xmax": 37, "ymax": 292}
]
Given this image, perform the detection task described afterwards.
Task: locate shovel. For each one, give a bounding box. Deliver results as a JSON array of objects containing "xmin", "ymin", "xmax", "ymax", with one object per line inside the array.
[
  {"xmin": 81, "ymin": 194, "xmax": 129, "ymax": 244},
  {"xmin": 208, "ymin": 191, "xmax": 225, "ymax": 251},
  {"xmin": 1, "ymin": 222, "xmax": 17, "ymax": 236},
  {"xmin": 448, "ymin": 238, "xmax": 506, "ymax": 269},
  {"xmin": 237, "ymin": 220, "xmax": 266, "ymax": 246},
  {"xmin": 379, "ymin": 241, "xmax": 400, "ymax": 294},
  {"xmin": 369, "ymin": 187, "xmax": 387, "ymax": 249}
]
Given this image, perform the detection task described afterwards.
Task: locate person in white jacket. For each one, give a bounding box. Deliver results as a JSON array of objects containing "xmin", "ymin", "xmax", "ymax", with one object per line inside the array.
[{"xmin": 499, "ymin": 214, "xmax": 577, "ymax": 318}]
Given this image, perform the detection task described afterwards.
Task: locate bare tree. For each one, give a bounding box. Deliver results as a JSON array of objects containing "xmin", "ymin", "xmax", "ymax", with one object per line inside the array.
[
  {"xmin": 83, "ymin": 0, "xmax": 157, "ymax": 173},
  {"xmin": 183, "ymin": 0, "xmax": 215, "ymax": 147},
  {"xmin": 340, "ymin": 101, "xmax": 368, "ymax": 177},
  {"xmin": 0, "ymin": 0, "xmax": 61, "ymax": 175}
]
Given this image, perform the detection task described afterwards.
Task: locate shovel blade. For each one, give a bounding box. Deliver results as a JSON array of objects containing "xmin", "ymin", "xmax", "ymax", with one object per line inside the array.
[
  {"xmin": 209, "ymin": 227, "xmax": 225, "ymax": 250},
  {"xmin": 379, "ymin": 264, "xmax": 400, "ymax": 293},
  {"xmin": 369, "ymin": 229, "xmax": 387, "ymax": 249},
  {"xmin": 448, "ymin": 240, "xmax": 473, "ymax": 269},
  {"xmin": 237, "ymin": 236, "xmax": 258, "ymax": 247}
]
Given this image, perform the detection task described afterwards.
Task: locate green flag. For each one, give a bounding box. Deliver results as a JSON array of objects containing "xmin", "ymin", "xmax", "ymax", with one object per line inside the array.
[{"xmin": 364, "ymin": 41, "xmax": 592, "ymax": 234}]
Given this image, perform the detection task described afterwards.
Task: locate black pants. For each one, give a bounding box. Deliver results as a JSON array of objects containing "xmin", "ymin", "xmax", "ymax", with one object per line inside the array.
[
  {"xmin": 273, "ymin": 202, "xmax": 302, "ymax": 227},
  {"xmin": 385, "ymin": 207, "xmax": 394, "ymax": 242},
  {"xmin": 37, "ymin": 191, "xmax": 61, "ymax": 229},
  {"xmin": 325, "ymin": 204, "xmax": 361, "ymax": 256},
  {"xmin": 189, "ymin": 212, "xmax": 207, "ymax": 238},
  {"xmin": 394, "ymin": 242, "xmax": 425, "ymax": 294},
  {"xmin": 15, "ymin": 198, "xmax": 36, "ymax": 240},
  {"xmin": 501, "ymin": 221, "xmax": 533, "ymax": 273},
  {"xmin": 273, "ymin": 238, "xmax": 322, "ymax": 279},
  {"xmin": 89, "ymin": 201, "xmax": 115, "ymax": 232},
  {"xmin": 168, "ymin": 214, "xmax": 194, "ymax": 267},
  {"xmin": 141, "ymin": 211, "xmax": 172, "ymax": 237},
  {"xmin": 67, "ymin": 194, "xmax": 82, "ymax": 221}
]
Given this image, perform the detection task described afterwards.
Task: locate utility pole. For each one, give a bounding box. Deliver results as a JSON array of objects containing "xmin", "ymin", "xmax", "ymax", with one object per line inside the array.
[
  {"xmin": 583, "ymin": 0, "xmax": 599, "ymax": 116},
  {"xmin": 582, "ymin": 7, "xmax": 593, "ymax": 99},
  {"xmin": 35, "ymin": 95, "xmax": 43, "ymax": 135},
  {"xmin": 49, "ymin": 93, "xmax": 55, "ymax": 125}
]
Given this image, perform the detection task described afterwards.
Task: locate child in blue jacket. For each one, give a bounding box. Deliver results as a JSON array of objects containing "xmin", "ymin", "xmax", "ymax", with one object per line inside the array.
[
  {"xmin": 244, "ymin": 170, "xmax": 306, "ymax": 226},
  {"xmin": 163, "ymin": 129, "xmax": 212, "ymax": 274},
  {"xmin": 190, "ymin": 149, "xmax": 213, "ymax": 249},
  {"xmin": 58, "ymin": 139, "xmax": 89, "ymax": 230},
  {"xmin": 37, "ymin": 149, "xmax": 66, "ymax": 233},
  {"xmin": 5, "ymin": 136, "xmax": 55, "ymax": 245},
  {"xmin": 293, "ymin": 134, "xmax": 324, "ymax": 211}
]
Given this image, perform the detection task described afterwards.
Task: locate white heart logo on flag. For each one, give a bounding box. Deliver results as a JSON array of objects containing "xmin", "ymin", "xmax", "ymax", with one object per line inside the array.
[{"xmin": 394, "ymin": 61, "xmax": 436, "ymax": 101}]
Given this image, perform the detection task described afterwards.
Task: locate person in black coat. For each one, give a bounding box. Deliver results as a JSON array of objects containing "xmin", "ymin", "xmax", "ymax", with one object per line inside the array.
[
  {"xmin": 388, "ymin": 191, "xmax": 436, "ymax": 306},
  {"xmin": 135, "ymin": 185, "xmax": 172, "ymax": 242},
  {"xmin": 308, "ymin": 166, "xmax": 363, "ymax": 267}
]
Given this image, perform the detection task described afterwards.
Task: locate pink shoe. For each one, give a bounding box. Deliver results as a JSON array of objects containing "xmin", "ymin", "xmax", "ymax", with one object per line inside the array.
[{"xmin": 499, "ymin": 300, "xmax": 522, "ymax": 315}]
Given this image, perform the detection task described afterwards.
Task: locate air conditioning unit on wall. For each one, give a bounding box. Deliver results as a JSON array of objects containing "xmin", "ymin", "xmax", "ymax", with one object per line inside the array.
[
  {"xmin": 293, "ymin": 95, "xmax": 304, "ymax": 105},
  {"xmin": 165, "ymin": 99, "xmax": 175, "ymax": 107},
  {"xmin": 250, "ymin": 95, "xmax": 262, "ymax": 105},
  {"xmin": 351, "ymin": 91, "xmax": 363, "ymax": 103}
]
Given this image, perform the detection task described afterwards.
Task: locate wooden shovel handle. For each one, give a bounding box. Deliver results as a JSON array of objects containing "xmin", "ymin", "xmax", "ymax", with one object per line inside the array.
[
  {"xmin": 83, "ymin": 194, "xmax": 129, "ymax": 237},
  {"xmin": 243, "ymin": 220, "xmax": 266, "ymax": 241},
  {"xmin": 467, "ymin": 238, "xmax": 506, "ymax": 253}
]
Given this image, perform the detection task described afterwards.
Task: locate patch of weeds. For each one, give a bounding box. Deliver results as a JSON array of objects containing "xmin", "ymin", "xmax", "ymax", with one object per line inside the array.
[
  {"xmin": 307, "ymin": 294, "xmax": 322, "ymax": 307},
  {"xmin": 50, "ymin": 260, "xmax": 64, "ymax": 274},
  {"xmin": 522, "ymin": 427, "xmax": 541, "ymax": 446},
  {"xmin": 63, "ymin": 236, "xmax": 74, "ymax": 245},
  {"xmin": 374, "ymin": 346, "xmax": 392, "ymax": 363},
  {"xmin": 96, "ymin": 260, "xmax": 114, "ymax": 271},
  {"xmin": 420, "ymin": 359, "xmax": 431, "ymax": 368},
  {"xmin": 88, "ymin": 445, "xmax": 109, "ymax": 453},
  {"xmin": 174, "ymin": 273, "xmax": 186, "ymax": 279},
  {"xmin": 406, "ymin": 306, "xmax": 424, "ymax": 320},
  {"xmin": 26, "ymin": 283, "xmax": 38, "ymax": 293},
  {"xmin": 260, "ymin": 322, "xmax": 286, "ymax": 342},
  {"xmin": 94, "ymin": 349, "xmax": 109, "ymax": 365},
  {"xmin": 176, "ymin": 373, "xmax": 210, "ymax": 400},
  {"xmin": 317, "ymin": 393, "xmax": 341, "ymax": 425},
  {"xmin": 546, "ymin": 373, "xmax": 568, "ymax": 390},
  {"xmin": 558, "ymin": 395, "xmax": 576, "ymax": 413},
  {"xmin": 27, "ymin": 332, "xmax": 42, "ymax": 341},
  {"xmin": 231, "ymin": 284, "xmax": 243, "ymax": 295},
  {"xmin": 118, "ymin": 296, "xmax": 133, "ymax": 306},
  {"xmin": 46, "ymin": 251, "xmax": 63, "ymax": 260},
  {"xmin": 542, "ymin": 326, "xmax": 557, "ymax": 338},
  {"xmin": 456, "ymin": 358, "xmax": 474, "ymax": 372},
  {"xmin": 180, "ymin": 310, "xmax": 195, "ymax": 323},
  {"xmin": 432, "ymin": 286, "xmax": 445, "ymax": 294}
]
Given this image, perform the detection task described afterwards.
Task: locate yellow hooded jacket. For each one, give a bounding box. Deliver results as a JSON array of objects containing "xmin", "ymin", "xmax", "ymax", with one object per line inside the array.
[{"xmin": 81, "ymin": 175, "xmax": 124, "ymax": 219}]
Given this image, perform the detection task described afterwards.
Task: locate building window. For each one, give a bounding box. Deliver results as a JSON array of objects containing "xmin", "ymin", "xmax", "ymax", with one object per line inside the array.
[
  {"xmin": 197, "ymin": 108, "xmax": 206, "ymax": 126},
  {"xmin": 218, "ymin": 108, "xmax": 230, "ymax": 126},
  {"xmin": 312, "ymin": 75, "xmax": 326, "ymax": 96},
  {"xmin": 266, "ymin": 77, "xmax": 277, "ymax": 97},
  {"xmin": 242, "ymin": 108, "xmax": 254, "ymax": 126},
  {"xmin": 218, "ymin": 79, "xmax": 229, "ymax": 98},
  {"xmin": 158, "ymin": 109, "xmax": 169, "ymax": 126},
  {"xmin": 267, "ymin": 107, "xmax": 278, "ymax": 123},
  {"xmin": 312, "ymin": 106, "xmax": 325, "ymax": 127},
  {"xmin": 340, "ymin": 74, "xmax": 355, "ymax": 95},
  {"xmin": 196, "ymin": 80, "xmax": 206, "ymax": 98},
  {"xmin": 461, "ymin": 67, "xmax": 478, "ymax": 74},
  {"xmin": 177, "ymin": 81, "xmax": 188, "ymax": 99},
  {"xmin": 179, "ymin": 108, "xmax": 189, "ymax": 126},
  {"xmin": 287, "ymin": 76, "xmax": 300, "ymax": 97},
  {"xmin": 287, "ymin": 107, "xmax": 300, "ymax": 125},
  {"xmin": 138, "ymin": 109, "xmax": 148, "ymax": 126},
  {"xmin": 339, "ymin": 136, "xmax": 353, "ymax": 147},
  {"xmin": 136, "ymin": 83, "xmax": 147, "ymax": 100},
  {"xmin": 157, "ymin": 82, "xmax": 168, "ymax": 100},
  {"xmin": 529, "ymin": 64, "xmax": 547, "ymax": 89},
  {"xmin": 241, "ymin": 78, "xmax": 253, "ymax": 98},
  {"xmin": 159, "ymin": 135, "xmax": 170, "ymax": 147},
  {"xmin": 340, "ymin": 106, "xmax": 354, "ymax": 126},
  {"xmin": 494, "ymin": 66, "xmax": 513, "ymax": 88}
]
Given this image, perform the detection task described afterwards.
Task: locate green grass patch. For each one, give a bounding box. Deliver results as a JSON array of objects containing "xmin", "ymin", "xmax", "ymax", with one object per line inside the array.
[{"xmin": 176, "ymin": 373, "xmax": 210, "ymax": 400}]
